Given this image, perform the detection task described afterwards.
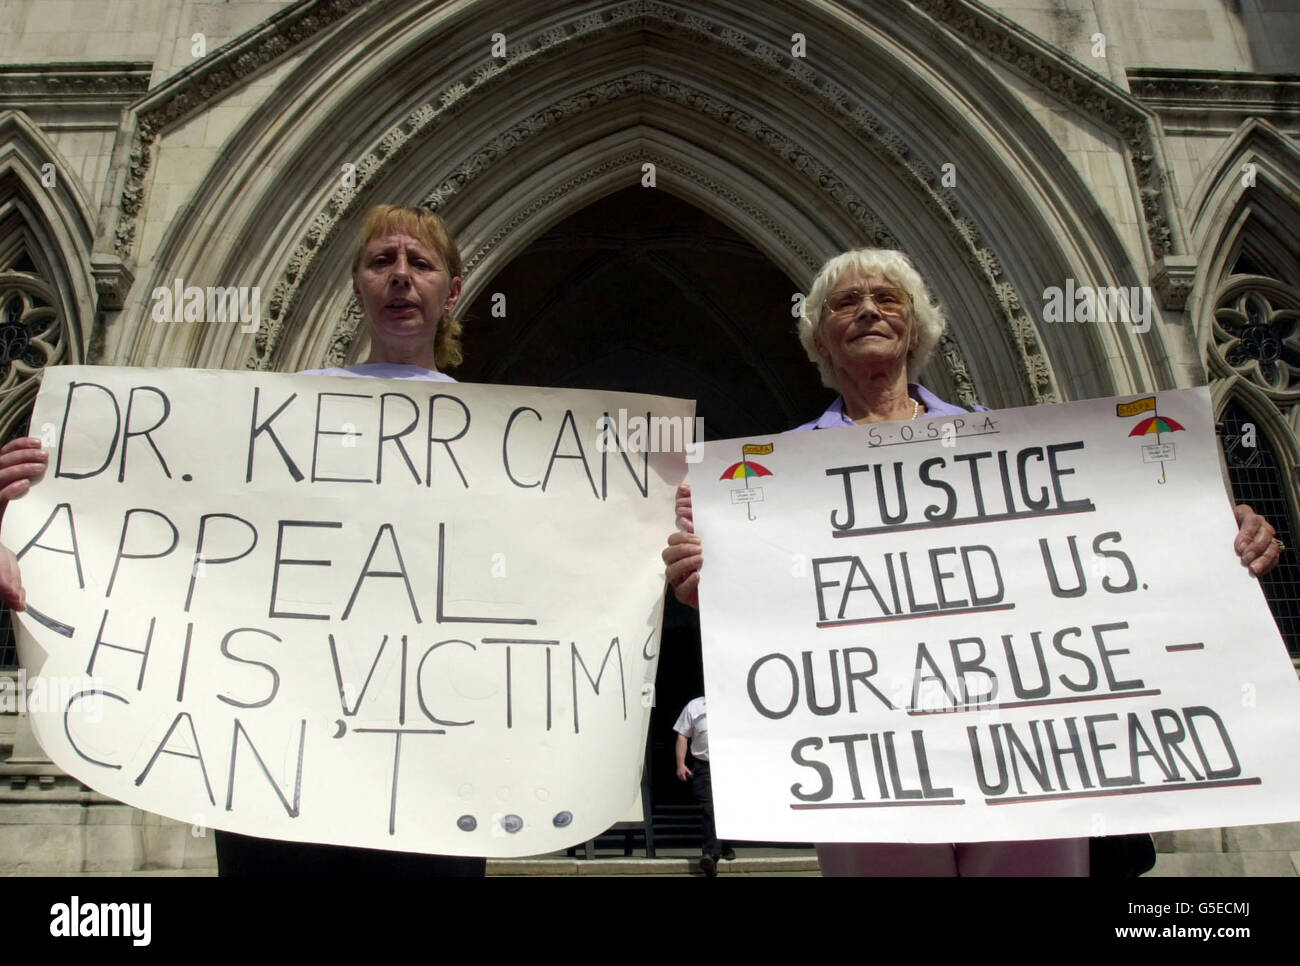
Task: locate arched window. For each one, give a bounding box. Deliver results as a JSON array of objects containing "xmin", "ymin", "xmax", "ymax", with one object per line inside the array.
[
  {"xmin": 0, "ymin": 120, "xmax": 95, "ymax": 670},
  {"xmin": 1218, "ymin": 399, "xmax": 1300, "ymax": 655},
  {"xmin": 0, "ymin": 245, "xmax": 58, "ymax": 668},
  {"xmin": 1210, "ymin": 272, "xmax": 1300, "ymax": 657}
]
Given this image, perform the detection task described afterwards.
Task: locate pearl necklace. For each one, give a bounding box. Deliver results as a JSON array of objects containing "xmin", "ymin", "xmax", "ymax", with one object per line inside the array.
[{"xmin": 911, "ymin": 398, "xmax": 920, "ymax": 419}]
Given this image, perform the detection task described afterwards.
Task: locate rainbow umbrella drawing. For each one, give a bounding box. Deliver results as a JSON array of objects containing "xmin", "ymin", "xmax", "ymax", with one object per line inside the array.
[
  {"xmin": 1117, "ymin": 396, "xmax": 1184, "ymax": 483},
  {"xmin": 1128, "ymin": 415, "xmax": 1186, "ymax": 437},
  {"xmin": 723, "ymin": 443, "xmax": 774, "ymax": 519},
  {"xmin": 719, "ymin": 459, "xmax": 773, "ymax": 480}
]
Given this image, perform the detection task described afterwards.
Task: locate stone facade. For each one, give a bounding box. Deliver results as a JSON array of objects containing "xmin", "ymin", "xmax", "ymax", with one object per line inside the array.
[{"xmin": 0, "ymin": 0, "xmax": 1297, "ymax": 875}]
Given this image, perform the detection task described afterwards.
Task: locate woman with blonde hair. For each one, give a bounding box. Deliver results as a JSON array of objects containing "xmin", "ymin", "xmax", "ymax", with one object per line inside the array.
[{"xmin": 0, "ymin": 204, "xmax": 486, "ymax": 876}]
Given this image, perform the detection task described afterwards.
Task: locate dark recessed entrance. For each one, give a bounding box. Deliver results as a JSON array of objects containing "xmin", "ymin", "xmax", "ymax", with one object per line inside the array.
[{"xmin": 459, "ymin": 186, "xmax": 828, "ymax": 849}]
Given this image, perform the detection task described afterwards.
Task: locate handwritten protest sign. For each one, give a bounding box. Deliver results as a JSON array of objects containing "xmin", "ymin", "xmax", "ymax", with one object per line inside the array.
[
  {"xmin": 5, "ymin": 366, "xmax": 692, "ymax": 857},
  {"xmin": 693, "ymin": 387, "xmax": 1300, "ymax": 842}
]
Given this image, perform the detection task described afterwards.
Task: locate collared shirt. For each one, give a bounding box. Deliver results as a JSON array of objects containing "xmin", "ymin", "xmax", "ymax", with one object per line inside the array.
[
  {"xmin": 793, "ymin": 383, "xmax": 981, "ymax": 431},
  {"xmin": 673, "ymin": 697, "xmax": 709, "ymax": 760}
]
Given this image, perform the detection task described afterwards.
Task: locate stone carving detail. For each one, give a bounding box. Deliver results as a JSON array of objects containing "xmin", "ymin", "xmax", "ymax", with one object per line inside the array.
[
  {"xmin": 326, "ymin": 302, "xmax": 365, "ymax": 367},
  {"xmin": 1129, "ymin": 71, "xmax": 1300, "ymax": 110},
  {"xmin": 1149, "ymin": 256, "xmax": 1197, "ymax": 312},
  {"xmin": 1159, "ymin": 275, "xmax": 1195, "ymax": 311},
  {"xmin": 936, "ymin": 330, "xmax": 981, "ymax": 408},
  {"xmin": 912, "ymin": 0, "xmax": 1174, "ymax": 258},
  {"xmin": 90, "ymin": 252, "xmax": 134, "ymax": 312},
  {"xmin": 1210, "ymin": 277, "xmax": 1300, "ymax": 400},
  {"xmin": 1006, "ymin": 312, "xmax": 1056, "ymax": 403},
  {"xmin": 992, "ymin": 281, "xmax": 1021, "ymax": 314},
  {"xmin": 112, "ymin": 0, "xmax": 371, "ymax": 258},
  {"xmin": 0, "ymin": 65, "xmax": 151, "ymax": 99}
]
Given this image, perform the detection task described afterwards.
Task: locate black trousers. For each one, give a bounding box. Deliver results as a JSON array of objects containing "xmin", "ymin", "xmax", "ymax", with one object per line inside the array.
[
  {"xmin": 691, "ymin": 760, "xmax": 724, "ymax": 858},
  {"xmin": 214, "ymin": 830, "xmax": 486, "ymax": 877}
]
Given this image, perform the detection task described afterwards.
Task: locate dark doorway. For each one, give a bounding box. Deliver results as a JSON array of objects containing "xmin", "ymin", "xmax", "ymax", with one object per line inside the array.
[
  {"xmin": 459, "ymin": 186, "xmax": 829, "ymax": 845},
  {"xmin": 457, "ymin": 187, "xmax": 828, "ymax": 433}
]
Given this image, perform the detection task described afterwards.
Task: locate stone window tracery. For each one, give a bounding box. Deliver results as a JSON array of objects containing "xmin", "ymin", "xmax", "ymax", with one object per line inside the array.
[
  {"xmin": 1213, "ymin": 282, "xmax": 1300, "ymax": 394},
  {"xmin": 1210, "ymin": 265, "xmax": 1300, "ymax": 657},
  {"xmin": 0, "ymin": 276, "xmax": 60, "ymax": 383},
  {"xmin": 0, "ymin": 248, "xmax": 57, "ymax": 669}
]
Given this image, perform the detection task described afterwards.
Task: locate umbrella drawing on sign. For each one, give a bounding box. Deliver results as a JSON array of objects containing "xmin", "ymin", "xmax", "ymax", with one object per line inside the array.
[
  {"xmin": 1128, "ymin": 415, "xmax": 1186, "ymax": 437},
  {"xmin": 719, "ymin": 460, "xmax": 773, "ymax": 480},
  {"xmin": 722, "ymin": 443, "xmax": 774, "ymax": 519},
  {"xmin": 1117, "ymin": 396, "xmax": 1185, "ymax": 483}
]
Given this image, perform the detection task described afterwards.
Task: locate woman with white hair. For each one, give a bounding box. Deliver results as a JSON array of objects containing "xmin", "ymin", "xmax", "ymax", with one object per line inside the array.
[{"xmin": 662, "ymin": 247, "xmax": 1282, "ymax": 876}]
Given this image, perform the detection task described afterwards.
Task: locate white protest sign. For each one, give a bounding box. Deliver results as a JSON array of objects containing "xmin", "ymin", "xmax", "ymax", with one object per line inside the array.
[
  {"xmin": 5, "ymin": 366, "xmax": 693, "ymax": 857},
  {"xmin": 693, "ymin": 387, "xmax": 1300, "ymax": 843}
]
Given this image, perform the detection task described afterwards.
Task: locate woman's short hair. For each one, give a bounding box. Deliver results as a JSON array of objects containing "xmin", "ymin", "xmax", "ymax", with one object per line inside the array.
[
  {"xmin": 350, "ymin": 204, "xmax": 465, "ymax": 370},
  {"xmin": 796, "ymin": 248, "xmax": 947, "ymax": 391}
]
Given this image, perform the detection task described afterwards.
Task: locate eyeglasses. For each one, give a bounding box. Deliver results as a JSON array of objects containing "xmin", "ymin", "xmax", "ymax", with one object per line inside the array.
[{"xmin": 823, "ymin": 286, "xmax": 910, "ymax": 318}]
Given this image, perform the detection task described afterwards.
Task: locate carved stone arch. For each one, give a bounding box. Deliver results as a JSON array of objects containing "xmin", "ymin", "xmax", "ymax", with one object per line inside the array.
[
  {"xmin": 281, "ymin": 141, "xmax": 824, "ymax": 359},
  {"xmin": 278, "ymin": 126, "xmax": 993, "ymax": 411},
  {"xmin": 121, "ymin": 0, "xmax": 1016, "ymax": 388},
  {"xmin": 127, "ymin": 0, "xmax": 1166, "ymax": 408},
  {"xmin": 0, "ymin": 111, "xmax": 95, "ymax": 438},
  {"xmin": 1188, "ymin": 119, "xmax": 1300, "ymax": 350}
]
